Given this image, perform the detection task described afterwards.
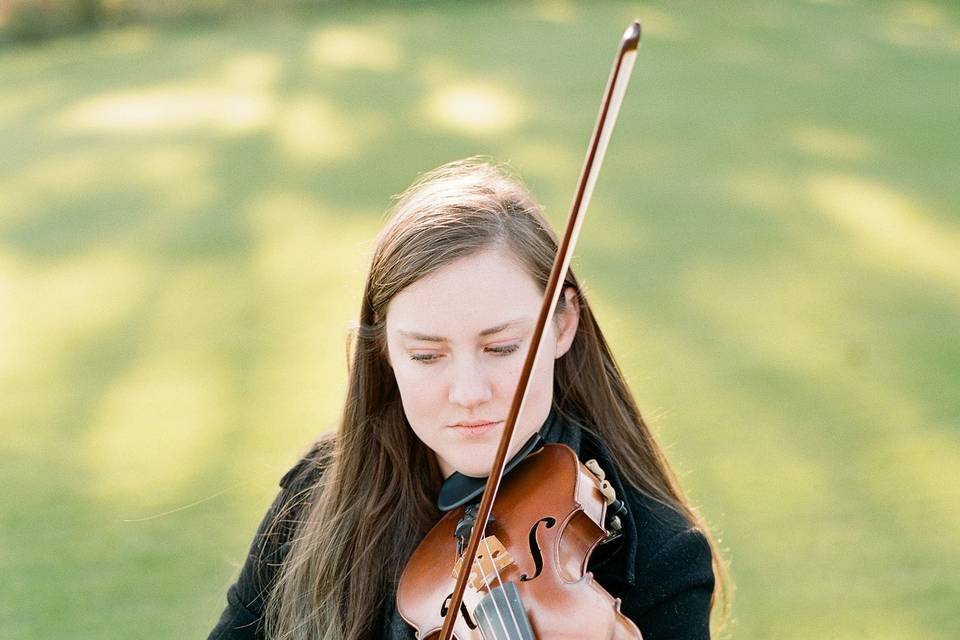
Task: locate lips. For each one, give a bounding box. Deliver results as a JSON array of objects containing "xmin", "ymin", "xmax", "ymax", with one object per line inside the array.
[{"xmin": 450, "ymin": 420, "xmax": 502, "ymax": 437}]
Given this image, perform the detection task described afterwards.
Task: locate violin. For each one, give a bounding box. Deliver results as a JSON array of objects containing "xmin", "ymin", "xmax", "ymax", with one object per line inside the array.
[
  {"xmin": 398, "ymin": 443, "xmax": 641, "ymax": 639},
  {"xmin": 396, "ymin": 21, "xmax": 643, "ymax": 640}
]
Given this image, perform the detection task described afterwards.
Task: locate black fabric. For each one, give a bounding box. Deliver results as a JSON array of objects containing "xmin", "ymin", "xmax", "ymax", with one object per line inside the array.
[
  {"xmin": 437, "ymin": 431, "xmax": 543, "ymax": 511},
  {"xmin": 208, "ymin": 413, "xmax": 715, "ymax": 639}
]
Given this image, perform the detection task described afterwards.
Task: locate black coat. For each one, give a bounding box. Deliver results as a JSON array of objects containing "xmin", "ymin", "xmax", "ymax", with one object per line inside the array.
[{"xmin": 208, "ymin": 413, "xmax": 715, "ymax": 639}]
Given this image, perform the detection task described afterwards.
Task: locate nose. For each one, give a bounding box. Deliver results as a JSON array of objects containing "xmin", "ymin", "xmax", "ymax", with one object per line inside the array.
[{"xmin": 447, "ymin": 359, "xmax": 493, "ymax": 409}]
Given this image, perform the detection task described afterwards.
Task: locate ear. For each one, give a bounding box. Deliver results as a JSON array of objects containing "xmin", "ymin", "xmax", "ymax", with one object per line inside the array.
[{"xmin": 554, "ymin": 287, "xmax": 580, "ymax": 359}]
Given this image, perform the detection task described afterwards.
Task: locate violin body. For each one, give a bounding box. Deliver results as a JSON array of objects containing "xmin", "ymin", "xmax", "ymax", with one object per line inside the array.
[{"xmin": 397, "ymin": 444, "xmax": 642, "ymax": 639}]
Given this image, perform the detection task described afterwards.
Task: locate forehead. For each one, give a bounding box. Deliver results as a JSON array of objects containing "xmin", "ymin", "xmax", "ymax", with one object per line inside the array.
[{"xmin": 386, "ymin": 248, "xmax": 542, "ymax": 338}]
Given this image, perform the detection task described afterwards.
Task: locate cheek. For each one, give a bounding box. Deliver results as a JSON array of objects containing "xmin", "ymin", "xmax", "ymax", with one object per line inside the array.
[
  {"xmin": 493, "ymin": 339, "xmax": 557, "ymax": 437},
  {"xmin": 487, "ymin": 331, "xmax": 557, "ymax": 397},
  {"xmin": 393, "ymin": 370, "xmax": 445, "ymax": 448},
  {"xmin": 393, "ymin": 364, "xmax": 439, "ymax": 411}
]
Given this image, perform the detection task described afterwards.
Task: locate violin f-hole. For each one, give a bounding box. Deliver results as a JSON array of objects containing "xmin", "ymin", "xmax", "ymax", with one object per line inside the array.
[{"xmin": 519, "ymin": 516, "xmax": 556, "ymax": 581}]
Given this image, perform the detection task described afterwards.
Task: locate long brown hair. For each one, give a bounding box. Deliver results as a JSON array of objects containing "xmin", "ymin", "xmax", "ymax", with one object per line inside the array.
[{"xmin": 264, "ymin": 158, "xmax": 730, "ymax": 639}]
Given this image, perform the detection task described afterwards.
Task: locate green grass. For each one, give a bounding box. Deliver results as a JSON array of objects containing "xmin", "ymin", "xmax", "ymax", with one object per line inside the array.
[{"xmin": 2, "ymin": 2, "xmax": 959, "ymax": 638}]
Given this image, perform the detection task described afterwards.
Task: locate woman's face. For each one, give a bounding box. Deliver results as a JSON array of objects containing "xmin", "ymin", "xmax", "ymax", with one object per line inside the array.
[{"xmin": 385, "ymin": 247, "xmax": 579, "ymax": 478}]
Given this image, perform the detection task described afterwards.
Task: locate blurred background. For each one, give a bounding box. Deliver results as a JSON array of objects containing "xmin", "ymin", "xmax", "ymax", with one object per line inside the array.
[{"xmin": 2, "ymin": 1, "xmax": 958, "ymax": 638}]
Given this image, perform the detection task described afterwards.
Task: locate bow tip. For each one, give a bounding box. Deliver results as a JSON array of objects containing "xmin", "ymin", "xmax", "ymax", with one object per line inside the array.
[{"xmin": 623, "ymin": 20, "xmax": 642, "ymax": 50}]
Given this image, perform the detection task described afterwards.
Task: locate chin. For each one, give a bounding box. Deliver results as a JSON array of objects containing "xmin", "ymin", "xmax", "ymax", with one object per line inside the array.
[
  {"xmin": 446, "ymin": 437, "xmax": 529, "ymax": 478},
  {"xmin": 441, "ymin": 441, "xmax": 497, "ymax": 478},
  {"xmin": 452, "ymin": 462, "xmax": 492, "ymax": 479}
]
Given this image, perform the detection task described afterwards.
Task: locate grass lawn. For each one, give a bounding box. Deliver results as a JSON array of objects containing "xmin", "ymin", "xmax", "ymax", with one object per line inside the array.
[{"xmin": 1, "ymin": 1, "xmax": 958, "ymax": 638}]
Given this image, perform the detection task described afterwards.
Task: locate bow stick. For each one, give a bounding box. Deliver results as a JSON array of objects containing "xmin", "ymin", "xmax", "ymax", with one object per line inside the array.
[{"xmin": 437, "ymin": 20, "xmax": 642, "ymax": 639}]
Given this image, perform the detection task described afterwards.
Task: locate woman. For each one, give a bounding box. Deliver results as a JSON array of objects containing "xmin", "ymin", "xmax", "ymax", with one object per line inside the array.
[{"xmin": 208, "ymin": 159, "xmax": 729, "ymax": 639}]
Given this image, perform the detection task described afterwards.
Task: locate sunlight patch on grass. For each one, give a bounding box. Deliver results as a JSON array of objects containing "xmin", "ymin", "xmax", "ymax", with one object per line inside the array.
[
  {"xmin": 78, "ymin": 258, "xmax": 255, "ymax": 505},
  {"xmin": 424, "ymin": 83, "xmax": 525, "ymax": 136},
  {"xmin": 506, "ymin": 139, "xmax": 580, "ymax": 183},
  {"xmin": 888, "ymin": 0, "xmax": 950, "ymax": 27},
  {"xmin": 859, "ymin": 428, "xmax": 960, "ymax": 533},
  {"xmin": 0, "ymin": 247, "xmax": 148, "ymax": 383},
  {"xmin": 246, "ymin": 190, "xmax": 361, "ymax": 293},
  {"xmin": 274, "ymin": 95, "xmax": 382, "ymax": 164},
  {"xmin": 807, "ymin": 173, "xmax": 960, "ymax": 289},
  {"xmin": 635, "ymin": 6, "xmax": 689, "ymax": 42},
  {"xmin": 791, "ymin": 125, "xmax": 876, "ymax": 160},
  {"xmin": 242, "ymin": 191, "xmax": 375, "ymax": 459},
  {"xmin": 54, "ymin": 83, "xmax": 274, "ymax": 135},
  {"xmin": 307, "ymin": 25, "xmax": 401, "ymax": 72},
  {"xmin": 881, "ymin": 2, "xmax": 960, "ymax": 53},
  {"xmin": 679, "ymin": 260, "xmax": 858, "ymax": 376},
  {"xmin": 81, "ymin": 347, "xmax": 231, "ymax": 505},
  {"xmin": 221, "ymin": 53, "xmax": 282, "ymax": 92},
  {"xmin": 242, "ymin": 313, "xmax": 345, "ymax": 460},
  {"xmin": 522, "ymin": 0, "xmax": 580, "ymax": 24},
  {"xmin": 707, "ymin": 415, "xmax": 835, "ymax": 530}
]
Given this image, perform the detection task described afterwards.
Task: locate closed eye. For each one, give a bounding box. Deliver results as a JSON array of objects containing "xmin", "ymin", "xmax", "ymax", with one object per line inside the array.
[
  {"xmin": 409, "ymin": 343, "xmax": 519, "ymax": 364},
  {"xmin": 486, "ymin": 344, "xmax": 520, "ymax": 355}
]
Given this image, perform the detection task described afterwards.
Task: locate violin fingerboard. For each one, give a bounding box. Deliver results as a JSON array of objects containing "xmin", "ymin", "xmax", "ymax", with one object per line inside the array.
[{"xmin": 473, "ymin": 582, "xmax": 536, "ymax": 640}]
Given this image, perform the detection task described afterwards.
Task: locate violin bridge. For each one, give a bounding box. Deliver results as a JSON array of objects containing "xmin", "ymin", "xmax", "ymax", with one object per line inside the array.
[{"xmin": 450, "ymin": 535, "xmax": 516, "ymax": 591}]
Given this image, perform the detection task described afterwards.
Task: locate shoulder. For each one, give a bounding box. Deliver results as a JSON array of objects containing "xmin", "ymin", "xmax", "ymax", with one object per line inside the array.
[
  {"xmin": 260, "ymin": 433, "xmax": 335, "ymax": 563},
  {"xmin": 244, "ymin": 431, "xmax": 337, "ymax": 574},
  {"xmin": 625, "ymin": 487, "xmax": 713, "ymax": 588},
  {"xmin": 207, "ymin": 434, "xmax": 337, "ymax": 639},
  {"xmin": 618, "ymin": 487, "xmax": 715, "ymax": 639},
  {"xmin": 279, "ymin": 432, "xmax": 336, "ymax": 493}
]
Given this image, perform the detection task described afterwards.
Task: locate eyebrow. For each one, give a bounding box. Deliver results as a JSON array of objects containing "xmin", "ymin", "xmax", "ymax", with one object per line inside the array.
[{"xmin": 398, "ymin": 317, "xmax": 529, "ymax": 343}]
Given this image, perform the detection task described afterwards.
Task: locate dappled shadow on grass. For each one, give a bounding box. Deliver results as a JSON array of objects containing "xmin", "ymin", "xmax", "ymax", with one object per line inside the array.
[{"xmin": 1, "ymin": 2, "xmax": 959, "ymax": 639}]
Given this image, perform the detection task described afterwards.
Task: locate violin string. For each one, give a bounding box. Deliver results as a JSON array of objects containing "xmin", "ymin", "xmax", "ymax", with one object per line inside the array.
[
  {"xmin": 479, "ymin": 536, "xmax": 513, "ymax": 639},
  {"xmin": 481, "ymin": 535, "xmax": 524, "ymax": 639},
  {"xmin": 477, "ymin": 536, "xmax": 510, "ymax": 638}
]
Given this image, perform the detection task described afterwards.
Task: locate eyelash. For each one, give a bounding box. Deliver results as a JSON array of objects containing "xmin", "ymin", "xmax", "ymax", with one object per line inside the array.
[{"xmin": 409, "ymin": 344, "xmax": 520, "ymax": 363}]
